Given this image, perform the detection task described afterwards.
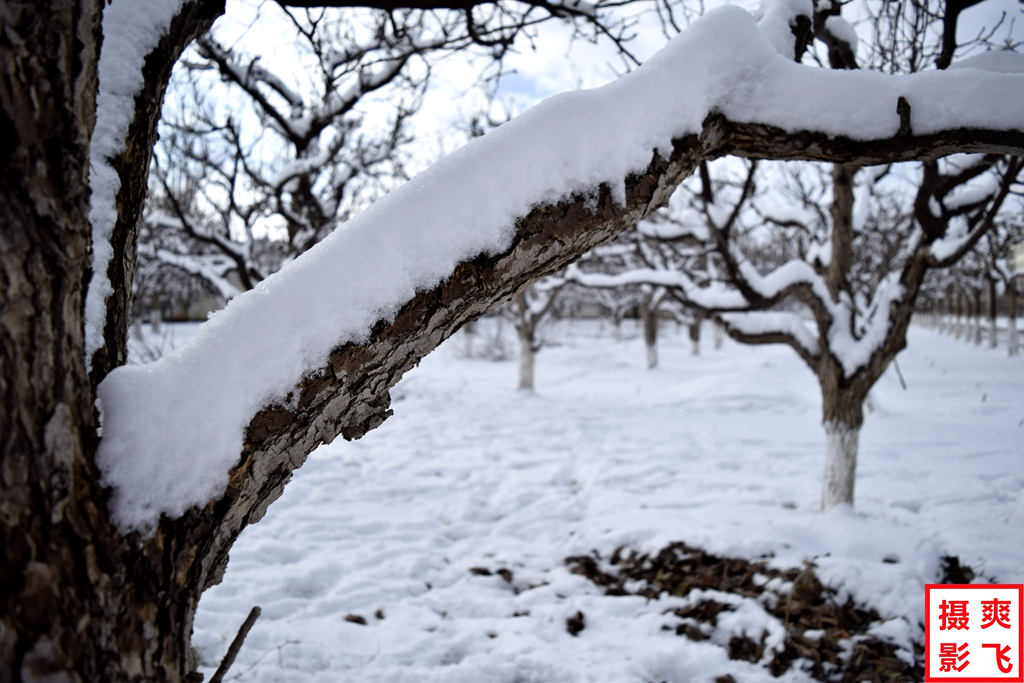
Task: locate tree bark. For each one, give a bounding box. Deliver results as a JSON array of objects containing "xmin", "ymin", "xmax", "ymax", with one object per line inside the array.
[
  {"xmin": 641, "ymin": 292, "xmax": 659, "ymax": 369},
  {"xmin": 0, "ymin": 3, "xmax": 201, "ymax": 679},
  {"xmin": 689, "ymin": 316, "xmax": 701, "ymax": 355}
]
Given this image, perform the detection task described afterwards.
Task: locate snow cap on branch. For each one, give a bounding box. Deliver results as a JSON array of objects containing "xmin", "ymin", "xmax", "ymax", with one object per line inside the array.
[
  {"xmin": 96, "ymin": 4, "xmax": 1024, "ymax": 532},
  {"xmin": 757, "ymin": 0, "xmax": 812, "ymax": 59}
]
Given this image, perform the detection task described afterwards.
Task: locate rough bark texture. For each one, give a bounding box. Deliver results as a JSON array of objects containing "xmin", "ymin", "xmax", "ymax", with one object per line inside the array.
[{"xmin": 0, "ymin": 1, "xmax": 222, "ymax": 680}]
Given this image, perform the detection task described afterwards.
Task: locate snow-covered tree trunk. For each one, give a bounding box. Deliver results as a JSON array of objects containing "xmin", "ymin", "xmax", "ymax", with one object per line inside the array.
[
  {"xmin": 0, "ymin": 1, "xmax": 225, "ymax": 678},
  {"xmin": 713, "ymin": 319, "xmax": 725, "ymax": 349}
]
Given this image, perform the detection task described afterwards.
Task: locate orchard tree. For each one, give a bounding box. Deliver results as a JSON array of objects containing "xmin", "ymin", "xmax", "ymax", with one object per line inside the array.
[
  {"xmin": 145, "ymin": 3, "xmax": 583, "ymax": 297},
  {"xmin": 509, "ymin": 277, "xmax": 564, "ymax": 390},
  {"xmin": 2, "ymin": 0, "xmax": 1024, "ymax": 678},
  {"xmin": 569, "ymin": 1, "xmax": 1024, "ymax": 510}
]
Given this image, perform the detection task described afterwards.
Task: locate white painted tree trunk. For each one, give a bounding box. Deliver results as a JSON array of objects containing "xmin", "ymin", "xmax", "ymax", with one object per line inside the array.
[
  {"xmin": 645, "ymin": 342, "xmax": 657, "ymax": 370},
  {"xmin": 821, "ymin": 421, "xmax": 860, "ymax": 509},
  {"xmin": 149, "ymin": 305, "xmax": 162, "ymax": 334},
  {"xmin": 518, "ymin": 330, "xmax": 535, "ymax": 391}
]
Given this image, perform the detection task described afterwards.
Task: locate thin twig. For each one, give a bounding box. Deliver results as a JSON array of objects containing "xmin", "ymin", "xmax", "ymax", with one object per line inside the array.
[
  {"xmin": 893, "ymin": 358, "xmax": 907, "ymax": 391},
  {"xmin": 210, "ymin": 606, "xmax": 262, "ymax": 683}
]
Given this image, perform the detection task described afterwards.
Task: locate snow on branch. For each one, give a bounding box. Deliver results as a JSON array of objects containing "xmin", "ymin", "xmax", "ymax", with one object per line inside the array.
[
  {"xmin": 86, "ymin": 0, "xmax": 222, "ymax": 384},
  {"xmin": 86, "ymin": 0, "xmax": 189, "ymax": 370},
  {"xmin": 96, "ymin": 5, "xmax": 1024, "ymax": 532},
  {"xmin": 719, "ymin": 311, "xmax": 820, "ymax": 359}
]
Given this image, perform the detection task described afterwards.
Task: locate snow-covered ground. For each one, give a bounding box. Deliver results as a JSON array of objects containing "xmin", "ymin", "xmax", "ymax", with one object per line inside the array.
[{"xmin": 186, "ymin": 322, "xmax": 1022, "ymax": 682}]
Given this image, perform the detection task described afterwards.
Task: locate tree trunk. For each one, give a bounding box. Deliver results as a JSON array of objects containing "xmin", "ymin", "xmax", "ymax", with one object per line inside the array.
[
  {"xmin": 518, "ymin": 327, "xmax": 535, "ymax": 391},
  {"xmin": 0, "ymin": 4, "xmax": 203, "ymax": 678},
  {"xmin": 821, "ymin": 419, "xmax": 861, "ymax": 509},
  {"xmin": 149, "ymin": 302, "xmax": 163, "ymax": 334},
  {"xmin": 462, "ymin": 319, "xmax": 476, "ymax": 357},
  {"xmin": 943, "ymin": 285, "xmax": 953, "ymax": 334},
  {"xmin": 641, "ymin": 293, "xmax": 658, "ymax": 369},
  {"xmin": 713, "ymin": 319, "xmax": 725, "ymax": 349},
  {"xmin": 689, "ymin": 317, "xmax": 701, "ymax": 355},
  {"xmin": 987, "ymin": 277, "xmax": 998, "ymax": 348},
  {"xmin": 973, "ymin": 287, "xmax": 983, "ymax": 345},
  {"xmin": 1010, "ymin": 279, "xmax": 1020, "ymax": 357},
  {"xmin": 818, "ymin": 371, "xmax": 865, "ymax": 509},
  {"xmin": 515, "ymin": 292, "xmax": 536, "ymax": 391},
  {"xmin": 953, "ymin": 291, "xmax": 963, "ymax": 338}
]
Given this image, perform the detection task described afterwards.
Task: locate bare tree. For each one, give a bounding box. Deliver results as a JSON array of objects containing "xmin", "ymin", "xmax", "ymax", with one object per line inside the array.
[
  {"xmin": 2, "ymin": 0, "xmax": 1023, "ymax": 678},
  {"xmin": 146, "ymin": 2, "xmax": 599, "ymax": 298},
  {"xmin": 509, "ymin": 278, "xmax": 564, "ymax": 390},
  {"xmin": 570, "ymin": 0, "xmax": 1024, "ymax": 510}
]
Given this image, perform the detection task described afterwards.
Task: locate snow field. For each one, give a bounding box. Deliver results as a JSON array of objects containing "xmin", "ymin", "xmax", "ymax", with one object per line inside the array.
[{"xmin": 190, "ymin": 322, "xmax": 1023, "ymax": 681}]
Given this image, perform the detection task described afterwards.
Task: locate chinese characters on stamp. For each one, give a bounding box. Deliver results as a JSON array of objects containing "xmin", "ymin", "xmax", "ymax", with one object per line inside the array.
[{"xmin": 926, "ymin": 584, "xmax": 1023, "ymax": 682}]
